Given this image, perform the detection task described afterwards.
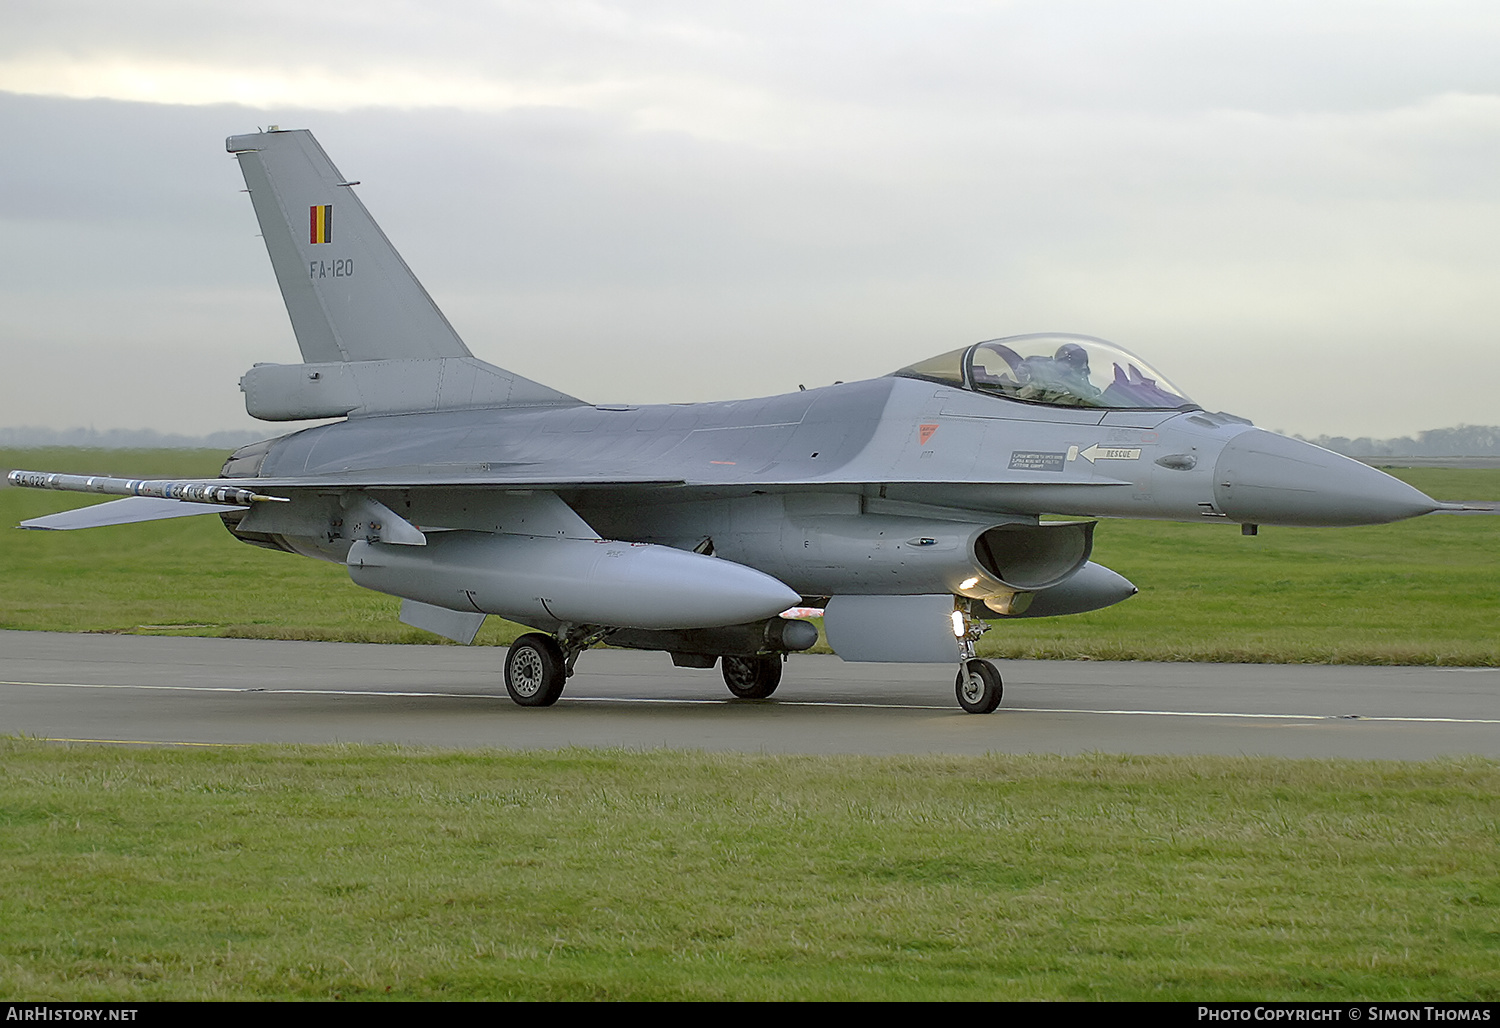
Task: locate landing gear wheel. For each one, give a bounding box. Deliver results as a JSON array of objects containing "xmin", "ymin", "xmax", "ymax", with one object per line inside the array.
[
  {"xmin": 505, "ymin": 633, "xmax": 567, "ymax": 707},
  {"xmin": 955, "ymin": 658, "xmax": 1003, "ymax": 714},
  {"xmin": 722, "ymin": 655, "xmax": 782, "ymax": 699}
]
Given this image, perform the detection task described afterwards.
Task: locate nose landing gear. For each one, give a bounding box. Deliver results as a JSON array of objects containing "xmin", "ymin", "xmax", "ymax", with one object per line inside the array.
[
  {"xmin": 956, "ymin": 658, "xmax": 1003, "ymax": 714},
  {"xmin": 953, "ymin": 607, "xmax": 1003, "ymax": 714}
]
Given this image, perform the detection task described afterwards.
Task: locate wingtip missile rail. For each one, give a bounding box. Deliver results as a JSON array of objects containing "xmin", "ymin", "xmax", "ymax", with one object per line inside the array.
[{"xmin": 7, "ymin": 470, "xmax": 289, "ymax": 507}]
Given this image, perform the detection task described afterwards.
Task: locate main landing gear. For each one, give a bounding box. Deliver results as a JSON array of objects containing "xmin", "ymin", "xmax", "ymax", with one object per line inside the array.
[
  {"xmin": 721, "ymin": 654, "xmax": 782, "ymax": 699},
  {"xmin": 503, "ymin": 625, "xmax": 612, "ymax": 708},
  {"xmin": 503, "ymin": 633, "xmax": 567, "ymax": 706},
  {"xmin": 501, "ymin": 622, "xmax": 793, "ymax": 708}
]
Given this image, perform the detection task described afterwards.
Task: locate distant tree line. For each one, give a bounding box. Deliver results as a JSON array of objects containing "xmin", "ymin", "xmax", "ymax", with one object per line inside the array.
[
  {"xmin": 0, "ymin": 426, "xmax": 264, "ymax": 450},
  {"xmin": 1296, "ymin": 425, "xmax": 1500, "ymax": 457}
]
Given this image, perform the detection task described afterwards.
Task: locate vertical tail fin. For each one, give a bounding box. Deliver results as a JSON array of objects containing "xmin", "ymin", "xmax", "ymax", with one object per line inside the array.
[{"xmin": 228, "ymin": 129, "xmax": 471, "ymax": 363}]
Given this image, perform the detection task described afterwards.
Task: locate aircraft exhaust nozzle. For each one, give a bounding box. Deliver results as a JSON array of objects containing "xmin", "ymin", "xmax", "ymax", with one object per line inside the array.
[
  {"xmin": 1213, "ymin": 430, "xmax": 1440, "ymax": 527},
  {"xmin": 347, "ymin": 531, "xmax": 799, "ymax": 631}
]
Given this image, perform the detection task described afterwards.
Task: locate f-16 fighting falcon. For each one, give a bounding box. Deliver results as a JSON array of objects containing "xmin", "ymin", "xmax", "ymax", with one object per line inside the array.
[{"xmin": 9, "ymin": 129, "xmax": 1446, "ymax": 713}]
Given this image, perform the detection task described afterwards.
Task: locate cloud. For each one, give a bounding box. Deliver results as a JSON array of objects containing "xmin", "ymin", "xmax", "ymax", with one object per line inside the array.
[{"xmin": 2, "ymin": 3, "xmax": 1499, "ymax": 436}]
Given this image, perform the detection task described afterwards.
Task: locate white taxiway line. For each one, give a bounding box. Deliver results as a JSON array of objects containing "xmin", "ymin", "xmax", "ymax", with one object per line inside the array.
[
  {"xmin": 1, "ymin": 680, "xmax": 497, "ymax": 699},
  {"xmin": 3, "ymin": 680, "xmax": 1499, "ymax": 724}
]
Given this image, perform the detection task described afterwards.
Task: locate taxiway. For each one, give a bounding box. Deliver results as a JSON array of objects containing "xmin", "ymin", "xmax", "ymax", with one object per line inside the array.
[{"xmin": 3, "ymin": 631, "xmax": 1496, "ymax": 759}]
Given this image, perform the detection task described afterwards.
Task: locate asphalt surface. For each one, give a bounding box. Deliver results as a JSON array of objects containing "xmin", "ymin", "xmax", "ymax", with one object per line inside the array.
[{"xmin": 3, "ymin": 630, "xmax": 1496, "ymax": 759}]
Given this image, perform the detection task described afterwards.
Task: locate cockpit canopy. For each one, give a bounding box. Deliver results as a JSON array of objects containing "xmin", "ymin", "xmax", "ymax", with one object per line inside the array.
[{"xmin": 895, "ymin": 333, "xmax": 1196, "ymax": 411}]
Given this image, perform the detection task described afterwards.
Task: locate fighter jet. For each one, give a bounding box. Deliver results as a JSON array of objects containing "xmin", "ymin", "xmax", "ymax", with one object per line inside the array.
[{"xmin": 9, "ymin": 129, "xmax": 1446, "ymax": 713}]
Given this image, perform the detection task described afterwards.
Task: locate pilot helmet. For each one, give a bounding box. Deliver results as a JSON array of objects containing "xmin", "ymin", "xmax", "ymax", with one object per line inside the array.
[{"xmin": 1054, "ymin": 342, "xmax": 1090, "ymax": 372}]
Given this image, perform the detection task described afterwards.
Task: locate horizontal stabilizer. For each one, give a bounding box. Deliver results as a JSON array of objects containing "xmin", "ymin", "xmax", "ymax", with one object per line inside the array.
[{"xmin": 20, "ymin": 496, "xmax": 239, "ymax": 531}]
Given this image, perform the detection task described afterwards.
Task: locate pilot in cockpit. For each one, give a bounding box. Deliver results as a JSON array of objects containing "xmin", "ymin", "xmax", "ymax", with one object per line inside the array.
[{"xmin": 1016, "ymin": 342, "xmax": 1103, "ymax": 405}]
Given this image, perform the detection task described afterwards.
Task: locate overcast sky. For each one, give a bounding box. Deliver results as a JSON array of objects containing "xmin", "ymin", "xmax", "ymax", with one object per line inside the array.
[{"xmin": 2, "ymin": 1, "xmax": 1498, "ymax": 438}]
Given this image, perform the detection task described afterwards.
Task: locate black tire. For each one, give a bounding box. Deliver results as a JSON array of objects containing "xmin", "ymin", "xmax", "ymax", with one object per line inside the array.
[
  {"xmin": 955, "ymin": 658, "xmax": 1003, "ymax": 714},
  {"xmin": 722, "ymin": 655, "xmax": 782, "ymax": 699},
  {"xmin": 505, "ymin": 633, "xmax": 567, "ymax": 707}
]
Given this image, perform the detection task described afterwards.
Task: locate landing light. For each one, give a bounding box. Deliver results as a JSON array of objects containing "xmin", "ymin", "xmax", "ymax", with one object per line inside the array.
[{"xmin": 951, "ymin": 610, "xmax": 965, "ymax": 637}]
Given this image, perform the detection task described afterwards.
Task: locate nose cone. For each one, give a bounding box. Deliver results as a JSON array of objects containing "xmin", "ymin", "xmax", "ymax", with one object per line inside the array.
[{"xmin": 1214, "ymin": 430, "xmax": 1440, "ymax": 526}]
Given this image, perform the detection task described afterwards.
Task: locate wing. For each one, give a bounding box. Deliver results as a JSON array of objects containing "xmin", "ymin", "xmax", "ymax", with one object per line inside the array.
[{"xmin": 19, "ymin": 495, "xmax": 241, "ymax": 531}]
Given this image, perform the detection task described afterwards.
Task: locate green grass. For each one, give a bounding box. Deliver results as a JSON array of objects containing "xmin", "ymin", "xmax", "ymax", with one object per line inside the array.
[
  {"xmin": 2, "ymin": 741, "xmax": 1496, "ymax": 1000},
  {"xmin": 4, "ymin": 457, "xmax": 1496, "ymax": 1000},
  {"xmin": 3, "ymin": 449, "xmax": 1497, "ymax": 664}
]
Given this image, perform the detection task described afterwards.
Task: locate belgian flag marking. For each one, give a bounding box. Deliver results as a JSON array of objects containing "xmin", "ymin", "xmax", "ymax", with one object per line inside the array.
[{"xmin": 309, "ymin": 204, "xmax": 333, "ymax": 244}]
